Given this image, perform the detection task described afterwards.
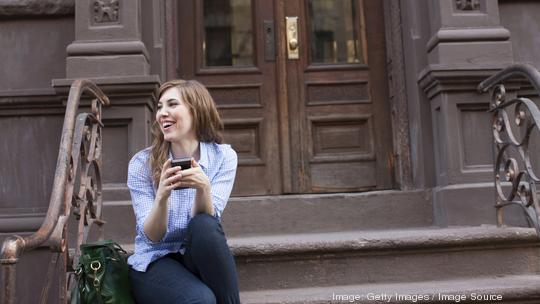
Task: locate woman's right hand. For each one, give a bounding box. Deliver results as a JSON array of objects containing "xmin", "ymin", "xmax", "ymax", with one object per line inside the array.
[{"xmin": 155, "ymin": 159, "xmax": 184, "ymax": 201}]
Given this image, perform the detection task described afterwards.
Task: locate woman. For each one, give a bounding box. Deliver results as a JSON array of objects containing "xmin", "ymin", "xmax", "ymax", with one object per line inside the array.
[{"xmin": 127, "ymin": 79, "xmax": 240, "ymax": 304}]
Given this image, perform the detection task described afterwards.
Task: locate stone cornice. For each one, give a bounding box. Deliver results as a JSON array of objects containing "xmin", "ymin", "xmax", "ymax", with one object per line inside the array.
[
  {"xmin": 0, "ymin": 75, "xmax": 161, "ymax": 112},
  {"xmin": 0, "ymin": 89, "xmax": 63, "ymax": 114},
  {"xmin": 67, "ymin": 40, "xmax": 150, "ymax": 61},
  {"xmin": 52, "ymin": 75, "xmax": 160, "ymax": 107},
  {"xmin": 418, "ymin": 64, "xmax": 518, "ymax": 99},
  {"xmin": 426, "ymin": 27, "xmax": 510, "ymax": 53}
]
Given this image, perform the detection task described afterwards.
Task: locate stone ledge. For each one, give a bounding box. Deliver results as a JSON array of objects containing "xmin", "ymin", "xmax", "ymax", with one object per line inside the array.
[
  {"xmin": 426, "ymin": 27, "xmax": 511, "ymax": 53},
  {"xmin": 121, "ymin": 225, "xmax": 540, "ymax": 257},
  {"xmin": 240, "ymin": 274, "xmax": 540, "ymax": 304},
  {"xmin": 227, "ymin": 225, "xmax": 539, "ymax": 257},
  {"xmin": 103, "ymin": 190, "xmax": 434, "ymax": 242},
  {"xmin": 0, "ymin": 0, "xmax": 74, "ymax": 17}
]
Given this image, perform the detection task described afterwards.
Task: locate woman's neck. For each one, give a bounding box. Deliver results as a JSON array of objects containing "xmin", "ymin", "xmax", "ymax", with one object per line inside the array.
[{"xmin": 170, "ymin": 139, "xmax": 200, "ymax": 160}]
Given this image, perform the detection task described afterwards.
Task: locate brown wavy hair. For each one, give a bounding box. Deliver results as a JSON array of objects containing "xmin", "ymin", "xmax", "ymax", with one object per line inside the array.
[{"xmin": 149, "ymin": 79, "xmax": 223, "ymax": 187}]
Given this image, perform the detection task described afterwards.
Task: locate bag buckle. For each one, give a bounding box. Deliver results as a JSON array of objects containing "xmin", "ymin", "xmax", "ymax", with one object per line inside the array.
[
  {"xmin": 90, "ymin": 260, "xmax": 101, "ymax": 287},
  {"xmin": 90, "ymin": 261, "xmax": 101, "ymax": 271}
]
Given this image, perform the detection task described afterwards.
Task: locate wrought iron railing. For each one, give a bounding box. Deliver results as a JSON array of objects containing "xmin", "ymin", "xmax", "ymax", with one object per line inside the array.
[
  {"xmin": 0, "ymin": 80, "xmax": 109, "ymax": 303},
  {"xmin": 478, "ymin": 63, "xmax": 540, "ymax": 237}
]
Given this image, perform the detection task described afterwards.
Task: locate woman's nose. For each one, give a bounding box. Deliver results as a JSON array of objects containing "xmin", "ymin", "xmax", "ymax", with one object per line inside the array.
[{"xmin": 158, "ymin": 108, "xmax": 169, "ymax": 117}]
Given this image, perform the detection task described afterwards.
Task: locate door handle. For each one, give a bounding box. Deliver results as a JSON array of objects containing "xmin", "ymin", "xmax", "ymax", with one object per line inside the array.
[
  {"xmin": 289, "ymin": 38, "xmax": 298, "ymax": 50},
  {"xmin": 264, "ymin": 20, "xmax": 276, "ymax": 61},
  {"xmin": 286, "ymin": 16, "xmax": 299, "ymax": 59}
]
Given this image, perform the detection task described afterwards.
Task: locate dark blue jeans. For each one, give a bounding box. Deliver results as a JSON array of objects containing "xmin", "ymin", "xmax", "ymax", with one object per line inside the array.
[{"xmin": 129, "ymin": 213, "xmax": 240, "ymax": 304}]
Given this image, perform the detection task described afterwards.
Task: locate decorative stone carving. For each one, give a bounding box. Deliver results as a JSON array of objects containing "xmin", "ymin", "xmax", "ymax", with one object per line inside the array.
[
  {"xmin": 455, "ymin": 0, "xmax": 480, "ymax": 11},
  {"xmin": 92, "ymin": 0, "xmax": 119, "ymax": 24}
]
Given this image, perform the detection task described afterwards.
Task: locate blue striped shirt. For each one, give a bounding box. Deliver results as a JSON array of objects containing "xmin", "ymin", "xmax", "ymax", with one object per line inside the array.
[{"xmin": 126, "ymin": 141, "xmax": 238, "ymax": 272}]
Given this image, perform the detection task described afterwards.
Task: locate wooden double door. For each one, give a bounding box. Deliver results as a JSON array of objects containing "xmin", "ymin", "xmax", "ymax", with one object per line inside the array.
[{"xmin": 174, "ymin": 0, "xmax": 393, "ymax": 196}]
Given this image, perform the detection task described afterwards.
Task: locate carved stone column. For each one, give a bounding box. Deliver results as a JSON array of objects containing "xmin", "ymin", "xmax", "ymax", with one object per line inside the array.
[
  {"xmin": 53, "ymin": 0, "xmax": 160, "ymax": 201},
  {"xmin": 418, "ymin": 0, "xmax": 525, "ymax": 226},
  {"xmin": 66, "ymin": 0, "xmax": 149, "ymax": 77}
]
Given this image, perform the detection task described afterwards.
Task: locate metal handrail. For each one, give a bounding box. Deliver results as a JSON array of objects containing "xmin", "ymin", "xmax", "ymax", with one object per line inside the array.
[
  {"xmin": 478, "ymin": 63, "xmax": 540, "ymax": 94},
  {"xmin": 1, "ymin": 79, "xmax": 110, "ymax": 303},
  {"xmin": 478, "ymin": 63, "xmax": 540, "ymax": 238}
]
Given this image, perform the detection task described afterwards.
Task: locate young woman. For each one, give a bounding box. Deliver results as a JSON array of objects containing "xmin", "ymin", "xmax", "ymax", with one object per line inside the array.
[{"xmin": 127, "ymin": 79, "xmax": 240, "ymax": 304}]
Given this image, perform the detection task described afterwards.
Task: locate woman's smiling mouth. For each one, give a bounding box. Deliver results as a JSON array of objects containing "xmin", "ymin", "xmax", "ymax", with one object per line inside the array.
[{"xmin": 162, "ymin": 121, "xmax": 176, "ymax": 131}]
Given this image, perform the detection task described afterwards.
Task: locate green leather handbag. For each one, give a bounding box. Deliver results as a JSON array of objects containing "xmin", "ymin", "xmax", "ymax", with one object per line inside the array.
[{"xmin": 71, "ymin": 240, "xmax": 135, "ymax": 304}]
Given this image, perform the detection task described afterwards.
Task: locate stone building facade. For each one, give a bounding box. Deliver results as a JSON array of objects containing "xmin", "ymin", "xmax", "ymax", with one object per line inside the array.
[{"xmin": 1, "ymin": 0, "xmax": 540, "ymax": 302}]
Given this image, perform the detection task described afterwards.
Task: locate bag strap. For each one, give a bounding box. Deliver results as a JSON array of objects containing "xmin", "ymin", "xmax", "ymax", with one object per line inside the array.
[
  {"xmin": 112, "ymin": 242, "xmax": 128, "ymax": 255},
  {"xmin": 79, "ymin": 239, "xmax": 114, "ymax": 249},
  {"xmin": 80, "ymin": 240, "xmax": 127, "ymax": 256}
]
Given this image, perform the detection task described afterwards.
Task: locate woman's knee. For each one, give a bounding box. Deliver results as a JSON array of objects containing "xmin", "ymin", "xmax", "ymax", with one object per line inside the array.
[
  {"xmin": 189, "ymin": 213, "xmax": 221, "ymax": 234},
  {"xmin": 187, "ymin": 213, "xmax": 226, "ymax": 248}
]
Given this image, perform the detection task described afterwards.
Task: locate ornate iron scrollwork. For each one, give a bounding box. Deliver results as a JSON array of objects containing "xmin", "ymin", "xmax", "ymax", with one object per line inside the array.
[
  {"xmin": 1, "ymin": 80, "xmax": 109, "ymax": 304},
  {"xmin": 479, "ymin": 63, "xmax": 540, "ymax": 239}
]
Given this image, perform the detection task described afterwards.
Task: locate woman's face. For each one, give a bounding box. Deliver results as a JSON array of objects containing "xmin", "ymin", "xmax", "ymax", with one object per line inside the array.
[{"xmin": 156, "ymin": 87, "xmax": 195, "ymax": 143}]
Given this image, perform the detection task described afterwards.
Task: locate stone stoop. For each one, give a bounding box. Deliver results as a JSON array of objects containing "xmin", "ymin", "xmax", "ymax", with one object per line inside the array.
[
  {"xmin": 107, "ymin": 191, "xmax": 540, "ymax": 303},
  {"xmin": 239, "ymin": 275, "xmax": 540, "ymax": 304},
  {"xmin": 102, "ymin": 190, "xmax": 434, "ymax": 244},
  {"xmin": 121, "ymin": 226, "xmax": 540, "ymax": 303},
  {"xmin": 228, "ymin": 226, "xmax": 540, "ymax": 291}
]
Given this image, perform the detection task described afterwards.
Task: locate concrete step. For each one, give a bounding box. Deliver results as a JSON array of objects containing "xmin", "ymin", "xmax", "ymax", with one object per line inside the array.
[
  {"xmin": 239, "ymin": 274, "xmax": 540, "ymax": 304},
  {"xmin": 122, "ymin": 225, "xmax": 540, "ymax": 291},
  {"xmin": 103, "ymin": 190, "xmax": 434, "ymax": 243}
]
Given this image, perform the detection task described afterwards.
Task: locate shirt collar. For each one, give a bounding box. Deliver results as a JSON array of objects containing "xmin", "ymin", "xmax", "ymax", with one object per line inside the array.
[
  {"xmin": 168, "ymin": 141, "xmax": 208, "ymax": 169},
  {"xmin": 198, "ymin": 142, "xmax": 208, "ymax": 169}
]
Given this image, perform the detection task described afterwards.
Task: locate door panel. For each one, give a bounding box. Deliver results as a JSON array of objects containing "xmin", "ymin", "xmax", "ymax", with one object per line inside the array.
[
  {"xmin": 284, "ymin": 0, "xmax": 393, "ymax": 192},
  {"xmin": 178, "ymin": 0, "xmax": 281, "ymax": 196},
  {"xmin": 174, "ymin": 0, "xmax": 393, "ymax": 195}
]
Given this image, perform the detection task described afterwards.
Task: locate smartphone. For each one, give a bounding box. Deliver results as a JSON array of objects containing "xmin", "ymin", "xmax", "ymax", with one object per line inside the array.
[{"xmin": 171, "ymin": 157, "xmax": 192, "ymax": 190}]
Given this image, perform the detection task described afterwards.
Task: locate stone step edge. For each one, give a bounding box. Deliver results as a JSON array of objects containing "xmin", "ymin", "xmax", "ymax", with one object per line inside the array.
[
  {"xmin": 239, "ymin": 274, "xmax": 540, "ymax": 304},
  {"xmin": 120, "ymin": 225, "xmax": 540, "ymax": 257},
  {"xmin": 102, "ymin": 189, "xmax": 428, "ymax": 205}
]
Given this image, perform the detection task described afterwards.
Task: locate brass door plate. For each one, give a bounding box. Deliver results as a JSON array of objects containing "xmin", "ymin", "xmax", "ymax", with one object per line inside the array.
[{"xmin": 286, "ymin": 16, "xmax": 299, "ymax": 60}]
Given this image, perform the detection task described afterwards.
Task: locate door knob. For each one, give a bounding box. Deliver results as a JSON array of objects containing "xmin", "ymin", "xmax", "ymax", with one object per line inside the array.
[{"xmin": 289, "ymin": 38, "xmax": 298, "ymax": 50}]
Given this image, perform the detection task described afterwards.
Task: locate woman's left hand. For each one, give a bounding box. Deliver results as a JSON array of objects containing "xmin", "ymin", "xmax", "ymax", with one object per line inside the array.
[{"xmin": 178, "ymin": 158, "xmax": 210, "ymax": 191}]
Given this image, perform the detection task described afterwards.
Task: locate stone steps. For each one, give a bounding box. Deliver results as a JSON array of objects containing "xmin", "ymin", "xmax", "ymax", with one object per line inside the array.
[
  {"xmin": 109, "ymin": 192, "xmax": 539, "ymax": 302},
  {"xmin": 239, "ymin": 274, "xmax": 540, "ymax": 304},
  {"xmin": 102, "ymin": 190, "xmax": 434, "ymax": 243},
  {"xmin": 122, "ymin": 225, "xmax": 540, "ymax": 292}
]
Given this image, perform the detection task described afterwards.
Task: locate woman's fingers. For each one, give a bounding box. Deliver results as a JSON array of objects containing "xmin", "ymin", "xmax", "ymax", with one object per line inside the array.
[
  {"xmin": 167, "ymin": 173, "xmax": 199, "ymax": 190},
  {"xmin": 163, "ymin": 159, "xmax": 172, "ymax": 170},
  {"xmin": 160, "ymin": 159, "xmax": 172, "ymax": 179},
  {"xmin": 166, "ymin": 181, "xmax": 180, "ymax": 191},
  {"xmin": 165, "ymin": 166, "xmax": 183, "ymax": 176},
  {"xmin": 161, "ymin": 165, "xmax": 182, "ymax": 182},
  {"xmin": 168, "ymin": 180, "xmax": 185, "ymax": 190},
  {"xmin": 179, "ymin": 167, "xmax": 201, "ymax": 176},
  {"xmin": 161, "ymin": 161, "xmax": 206, "ymax": 190},
  {"xmin": 163, "ymin": 172, "xmax": 182, "ymax": 185},
  {"xmin": 179, "ymin": 168, "xmax": 193, "ymax": 176}
]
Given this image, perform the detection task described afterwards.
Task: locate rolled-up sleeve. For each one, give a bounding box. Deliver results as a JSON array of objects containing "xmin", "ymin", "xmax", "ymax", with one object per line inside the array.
[
  {"xmin": 210, "ymin": 146, "xmax": 238, "ymax": 221},
  {"xmin": 127, "ymin": 152, "xmax": 162, "ymax": 244}
]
